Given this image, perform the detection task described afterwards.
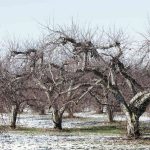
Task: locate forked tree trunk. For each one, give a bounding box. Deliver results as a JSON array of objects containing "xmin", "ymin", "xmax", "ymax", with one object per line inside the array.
[
  {"xmin": 52, "ymin": 108, "xmax": 62, "ymax": 130},
  {"xmin": 126, "ymin": 113, "xmax": 140, "ymax": 139},
  {"xmin": 114, "ymin": 92, "xmax": 141, "ymax": 139},
  {"xmin": 10, "ymin": 104, "xmax": 19, "ymax": 129}
]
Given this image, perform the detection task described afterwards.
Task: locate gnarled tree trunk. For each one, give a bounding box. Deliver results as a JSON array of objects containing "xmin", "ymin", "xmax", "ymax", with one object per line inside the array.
[
  {"xmin": 126, "ymin": 90, "xmax": 150, "ymax": 138},
  {"xmin": 126, "ymin": 113, "xmax": 140, "ymax": 139},
  {"xmin": 113, "ymin": 91, "xmax": 142, "ymax": 139}
]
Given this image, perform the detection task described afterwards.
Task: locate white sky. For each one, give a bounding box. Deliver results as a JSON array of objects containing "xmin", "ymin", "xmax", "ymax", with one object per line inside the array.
[{"xmin": 0, "ymin": 0, "xmax": 150, "ymax": 41}]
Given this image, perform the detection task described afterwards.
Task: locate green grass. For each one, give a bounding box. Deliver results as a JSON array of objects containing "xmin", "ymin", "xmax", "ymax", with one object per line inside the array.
[
  {"xmin": 63, "ymin": 125, "xmax": 125, "ymax": 135},
  {"xmin": 0, "ymin": 122, "xmax": 126, "ymax": 135},
  {"xmin": 0, "ymin": 121, "xmax": 149, "ymax": 136},
  {"xmin": 11, "ymin": 126, "xmax": 125, "ymax": 136}
]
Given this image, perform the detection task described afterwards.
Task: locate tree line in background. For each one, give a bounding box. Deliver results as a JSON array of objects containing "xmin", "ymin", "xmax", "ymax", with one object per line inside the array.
[{"xmin": 0, "ymin": 23, "xmax": 150, "ymax": 139}]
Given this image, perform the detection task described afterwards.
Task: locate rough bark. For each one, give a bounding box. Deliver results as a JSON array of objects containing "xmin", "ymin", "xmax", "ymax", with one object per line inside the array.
[
  {"xmin": 113, "ymin": 90, "xmax": 143, "ymax": 138},
  {"xmin": 126, "ymin": 113, "xmax": 140, "ymax": 139},
  {"xmin": 127, "ymin": 91, "xmax": 150, "ymax": 138}
]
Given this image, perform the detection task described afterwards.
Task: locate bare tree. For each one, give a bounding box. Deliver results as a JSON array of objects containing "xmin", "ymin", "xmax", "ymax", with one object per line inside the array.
[
  {"xmin": 2, "ymin": 22, "xmax": 149, "ymax": 139},
  {"xmin": 45, "ymin": 24, "xmax": 150, "ymax": 138}
]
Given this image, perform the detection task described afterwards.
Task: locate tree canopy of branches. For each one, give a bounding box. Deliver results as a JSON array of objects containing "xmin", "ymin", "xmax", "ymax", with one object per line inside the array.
[{"xmin": 1, "ymin": 23, "xmax": 150, "ymax": 139}]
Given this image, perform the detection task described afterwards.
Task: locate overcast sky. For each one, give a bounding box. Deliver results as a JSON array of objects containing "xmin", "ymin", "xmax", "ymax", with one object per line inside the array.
[{"xmin": 0, "ymin": 0, "xmax": 150, "ymax": 41}]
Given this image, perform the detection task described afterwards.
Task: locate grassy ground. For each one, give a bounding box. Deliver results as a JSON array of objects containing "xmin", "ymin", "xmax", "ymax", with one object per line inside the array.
[
  {"xmin": 0, "ymin": 116, "xmax": 150, "ymax": 149},
  {"xmin": 1, "ymin": 122, "xmax": 150, "ymax": 148},
  {"xmin": 1, "ymin": 120, "xmax": 149, "ymax": 136}
]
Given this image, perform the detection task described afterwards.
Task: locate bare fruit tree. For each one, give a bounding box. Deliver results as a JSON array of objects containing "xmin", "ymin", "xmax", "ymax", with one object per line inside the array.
[{"xmin": 44, "ymin": 24, "xmax": 150, "ymax": 138}]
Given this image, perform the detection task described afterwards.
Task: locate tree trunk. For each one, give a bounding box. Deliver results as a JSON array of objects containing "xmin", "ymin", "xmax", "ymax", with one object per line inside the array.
[
  {"xmin": 105, "ymin": 94, "xmax": 114, "ymax": 122},
  {"xmin": 96, "ymin": 105, "xmax": 103, "ymax": 114},
  {"xmin": 106, "ymin": 105, "xmax": 114, "ymax": 122},
  {"xmin": 68, "ymin": 112, "xmax": 74, "ymax": 118},
  {"xmin": 39, "ymin": 108, "xmax": 46, "ymax": 115},
  {"xmin": 52, "ymin": 108, "xmax": 62, "ymax": 130},
  {"xmin": 53, "ymin": 119, "xmax": 62, "ymax": 130},
  {"xmin": 67, "ymin": 107, "xmax": 74, "ymax": 118},
  {"xmin": 10, "ymin": 104, "xmax": 19, "ymax": 129},
  {"xmin": 126, "ymin": 113, "xmax": 140, "ymax": 139}
]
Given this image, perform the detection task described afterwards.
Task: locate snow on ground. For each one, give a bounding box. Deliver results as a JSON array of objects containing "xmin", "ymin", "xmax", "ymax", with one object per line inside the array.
[
  {"xmin": 0, "ymin": 111, "xmax": 108, "ymax": 128},
  {"xmin": 0, "ymin": 112, "xmax": 150, "ymax": 150},
  {"xmin": 0, "ymin": 132, "xmax": 150, "ymax": 150},
  {"xmin": 0, "ymin": 113, "xmax": 102, "ymax": 129},
  {"xmin": 75, "ymin": 111, "xmax": 150, "ymax": 122},
  {"xmin": 0, "ymin": 111, "xmax": 150, "ymax": 129}
]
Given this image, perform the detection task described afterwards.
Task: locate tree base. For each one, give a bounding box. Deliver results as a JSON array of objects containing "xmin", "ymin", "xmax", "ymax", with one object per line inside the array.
[
  {"xmin": 127, "ymin": 128, "xmax": 141, "ymax": 139},
  {"xmin": 53, "ymin": 123, "xmax": 62, "ymax": 130},
  {"xmin": 10, "ymin": 124, "xmax": 16, "ymax": 129}
]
